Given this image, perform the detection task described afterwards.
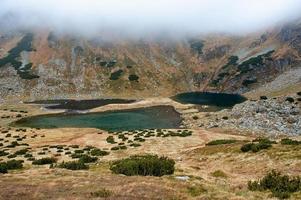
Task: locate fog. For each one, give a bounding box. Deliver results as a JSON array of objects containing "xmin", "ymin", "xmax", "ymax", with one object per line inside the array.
[{"xmin": 1, "ymin": 0, "xmax": 301, "ymax": 37}]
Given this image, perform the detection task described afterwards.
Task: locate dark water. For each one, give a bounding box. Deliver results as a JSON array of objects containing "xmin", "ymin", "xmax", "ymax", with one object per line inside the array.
[
  {"xmin": 13, "ymin": 106, "xmax": 182, "ymax": 131},
  {"xmin": 172, "ymin": 92, "xmax": 246, "ymax": 111},
  {"xmin": 26, "ymin": 99, "xmax": 136, "ymax": 110}
]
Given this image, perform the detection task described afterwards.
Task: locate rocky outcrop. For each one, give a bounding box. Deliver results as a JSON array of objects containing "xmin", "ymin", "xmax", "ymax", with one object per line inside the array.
[{"xmin": 200, "ymin": 96, "xmax": 301, "ymax": 136}]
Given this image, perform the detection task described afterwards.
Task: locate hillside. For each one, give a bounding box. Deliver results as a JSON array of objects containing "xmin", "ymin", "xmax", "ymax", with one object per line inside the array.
[{"xmin": 0, "ymin": 20, "xmax": 301, "ymax": 101}]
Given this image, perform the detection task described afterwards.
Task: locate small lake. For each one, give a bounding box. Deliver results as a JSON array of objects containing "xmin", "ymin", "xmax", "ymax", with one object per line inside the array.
[
  {"xmin": 172, "ymin": 92, "xmax": 246, "ymax": 111},
  {"xmin": 26, "ymin": 99, "xmax": 136, "ymax": 111},
  {"xmin": 13, "ymin": 106, "xmax": 182, "ymax": 131}
]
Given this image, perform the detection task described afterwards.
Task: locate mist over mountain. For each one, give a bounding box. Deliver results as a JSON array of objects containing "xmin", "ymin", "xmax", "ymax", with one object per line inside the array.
[{"xmin": 1, "ymin": 0, "xmax": 301, "ymax": 38}]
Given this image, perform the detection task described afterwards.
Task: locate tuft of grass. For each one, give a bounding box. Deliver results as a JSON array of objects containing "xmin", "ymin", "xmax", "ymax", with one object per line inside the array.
[
  {"xmin": 211, "ymin": 170, "xmax": 227, "ymax": 178},
  {"xmin": 186, "ymin": 185, "xmax": 207, "ymax": 197},
  {"xmin": 90, "ymin": 188, "xmax": 113, "ymax": 198}
]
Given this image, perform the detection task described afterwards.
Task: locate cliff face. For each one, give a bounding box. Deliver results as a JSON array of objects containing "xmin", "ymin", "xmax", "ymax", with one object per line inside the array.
[{"xmin": 0, "ymin": 21, "xmax": 301, "ymax": 101}]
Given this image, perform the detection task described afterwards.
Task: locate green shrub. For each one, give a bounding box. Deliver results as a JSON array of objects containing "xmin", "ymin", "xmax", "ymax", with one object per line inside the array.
[
  {"xmin": 111, "ymin": 146, "xmax": 120, "ymax": 151},
  {"xmin": 109, "ymin": 70, "xmax": 124, "ymax": 80},
  {"xmin": 106, "ymin": 136, "xmax": 116, "ymax": 144},
  {"xmin": 248, "ymin": 170, "xmax": 301, "ymax": 199},
  {"xmin": 281, "ymin": 138, "xmax": 301, "ymax": 145},
  {"xmin": 252, "ymin": 138, "xmax": 276, "ymax": 144},
  {"xmin": 0, "ymin": 163, "xmax": 8, "ymax": 173},
  {"xmin": 78, "ymin": 155, "xmax": 98, "ymax": 163},
  {"xmin": 74, "ymin": 149, "xmax": 84, "ymax": 154},
  {"xmin": 110, "ymin": 155, "xmax": 175, "ymax": 176},
  {"xmin": 206, "ymin": 139, "xmax": 237, "ymax": 146},
  {"xmin": 0, "ymin": 150, "xmax": 9, "ymax": 157},
  {"xmin": 7, "ymin": 154, "xmax": 17, "ymax": 158},
  {"xmin": 14, "ymin": 149, "xmax": 29, "ymax": 155},
  {"xmin": 130, "ymin": 143, "xmax": 141, "ymax": 147},
  {"xmin": 241, "ymin": 139, "xmax": 273, "ymax": 153},
  {"xmin": 0, "ymin": 160, "xmax": 23, "ymax": 173},
  {"xmin": 58, "ymin": 161, "xmax": 89, "ymax": 170},
  {"xmin": 119, "ymin": 146, "xmax": 127, "ymax": 150},
  {"xmin": 128, "ymin": 74, "xmax": 139, "ymax": 82},
  {"xmin": 32, "ymin": 157, "xmax": 57, "ymax": 165},
  {"xmin": 71, "ymin": 153, "xmax": 83, "ymax": 159},
  {"xmin": 90, "ymin": 148, "xmax": 109, "ymax": 156},
  {"xmin": 24, "ymin": 153, "xmax": 33, "ymax": 158}
]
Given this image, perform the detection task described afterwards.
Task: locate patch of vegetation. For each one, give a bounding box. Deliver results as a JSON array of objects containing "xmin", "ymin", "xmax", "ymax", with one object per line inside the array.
[
  {"xmin": 260, "ymin": 96, "xmax": 268, "ymax": 100},
  {"xmin": 58, "ymin": 161, "xmax": 89, "ymax": 170},
  {"xmin": 242, "ymin": 78, "xmax": 257, "ymax": 87},
  {"xmin": 248, "ymin": 170, "xmax": 301, "ymax": 199},
  {"xmin": 14, "ymin": 149, "xmax": 29, "ymax": 155},
  {"xmin": 0, "ymin": 150, "xmax": 9, "ymax": 157},
  {"xmin": 74, "ymin": 149, "xmax": 84, "ymax": 154},
  {"xmin": 0, "ymin": 160, "xmax": 23, "ymax": 173},
  {"xmin": 129, "ymin": 143, "xmax": 141, "ymax": 147},
  {"xmin": 189, "ymin": 39, "xmax": 204, "ymax": 55},
  {"xmin": 70, "ymin": 153, "xmax": 83, "ymax": 159},
  {"xmin": 90, "ymin": 188, "xmax": 113, "ymax": 198},
  {"xmin": 0, "ymin": 33, "xmax": 39, "ymax": 79},
  {"xmin": 128, "ymin": 74, "xmax": 139, "ymax": 82},
  {"xmin": 110, "ymin": 155, "xmax": 175, "ymax": 176},
  {"xmin": 241, "ymin": 139, "xmax": 274, "ymax": 153},
  {"xmin": 109, "ymin": 69, "xmax": 124, "ymax": 80},
  {"xmin": 192, "ymin": 115, "xmax": 199, "ymax": 120},
  {"xmin": 78, "ymin": 155, "xmax": 98, "ymax": 163},
  {"xmin": 222, "ymin": 55, "xmax": 239, "ymax": 69},
  {"xmin": 281, "ymin": 138, "xmax": 301, "ymax": 145},
  {"xmin": 106, "ymin": 136, "xmax": 116, "ymax": 144},
  {"xmin": 90, "ymin": 148, "xmax": 110, "ymax": 156},
  {"xmin": 187, "ymin": 185, "xmax": 207, "ymax": 197},
  {"xmin": 206, "ymin": 139, "xmax": 237, "ymax": 146},
  {"xmin": 211, "ymin": 170, "xmax": 227, "ymax": 178},
  {"xmin": 237, "ymin": 51, "xmax": 274, "ymax": 74},
  {"xmin": 32, "ymin": 157, "xmax": 57, "ymax": 165},
  {"xmin": 285, "ymin": 97, "xmax": 294, "ymax": 103}
]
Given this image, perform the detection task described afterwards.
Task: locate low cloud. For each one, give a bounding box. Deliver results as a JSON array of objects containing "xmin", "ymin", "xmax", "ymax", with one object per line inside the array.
[{"xmin": 1, "ymin": 0, "xmax": 301, "ymax": 37}]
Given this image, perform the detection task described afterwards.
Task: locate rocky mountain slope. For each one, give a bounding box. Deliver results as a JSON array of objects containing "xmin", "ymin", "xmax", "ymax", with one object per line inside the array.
[{"xmin": 0, "ymin": 20, "xmax": 301, "ymax": 101}]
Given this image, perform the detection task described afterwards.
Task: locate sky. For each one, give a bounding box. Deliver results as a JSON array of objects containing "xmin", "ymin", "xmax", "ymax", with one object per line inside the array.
[{"xmin": 0, "ymin": 0, "xmax": 301, "ymax": 37}]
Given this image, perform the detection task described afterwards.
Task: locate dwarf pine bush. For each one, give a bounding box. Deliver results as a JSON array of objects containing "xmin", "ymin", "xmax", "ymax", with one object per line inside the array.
[{"xmin": 110, "ymin": 155, "xmax": 175, "ymax": 177}]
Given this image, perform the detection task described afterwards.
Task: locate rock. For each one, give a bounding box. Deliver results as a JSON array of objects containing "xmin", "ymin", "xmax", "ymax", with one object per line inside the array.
[
  {"xmin": 287, "ymin": 117, "xmax": 297, "ymax": 124},
  {"xmin": 175, "ymin": 176, "xmax": 190, "ymax": 181}
]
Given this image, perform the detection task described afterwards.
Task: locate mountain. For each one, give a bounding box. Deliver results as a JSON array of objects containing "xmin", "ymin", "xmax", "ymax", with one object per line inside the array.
[{"xmin": 0, "ymin": 20, "xmax": 301, "ymax": 101}]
